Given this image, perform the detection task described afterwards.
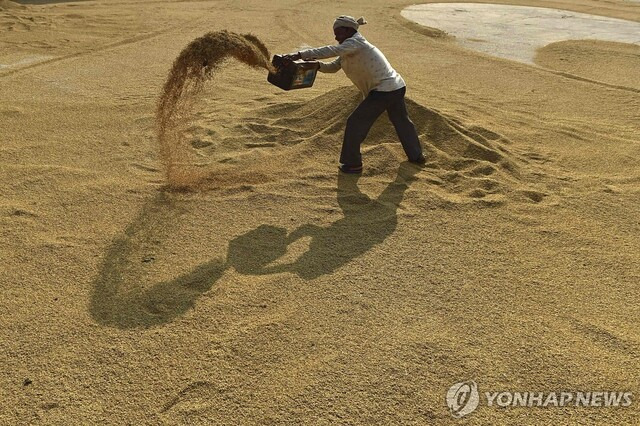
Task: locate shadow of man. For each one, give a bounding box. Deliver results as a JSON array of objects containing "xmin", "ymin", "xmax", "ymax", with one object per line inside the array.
[
  {"xmin": 90, "ymin": 164, "xmax": 418, "ymax": 329},
  {"xmin": 227, "ymin": 162, "xmax": 420, "ymax": 280}
]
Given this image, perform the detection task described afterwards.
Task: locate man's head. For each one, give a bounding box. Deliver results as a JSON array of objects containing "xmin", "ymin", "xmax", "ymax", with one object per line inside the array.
[
  {"xmin": 333, "ymin": 15, "xmax": 366, "ymax": 44},
  {"xmin": 334, "ymin": 26, "xmax": 356, "ymax": 44}
]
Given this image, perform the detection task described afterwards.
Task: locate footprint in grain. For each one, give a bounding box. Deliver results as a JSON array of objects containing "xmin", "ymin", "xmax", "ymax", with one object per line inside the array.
[{"xmin": 160, "ymin": 381, "xmax": 238, "ymax": 419}]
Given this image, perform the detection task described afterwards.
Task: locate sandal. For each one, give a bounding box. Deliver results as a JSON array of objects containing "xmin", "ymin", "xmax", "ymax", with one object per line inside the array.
[{"xmin": 338, "ymin": 164, "xmax": 363, "ymax": 174}]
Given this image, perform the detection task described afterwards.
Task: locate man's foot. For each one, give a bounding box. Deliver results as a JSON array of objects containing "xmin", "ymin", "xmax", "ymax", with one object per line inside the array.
[
  {"xmin": 338, "ymin": 164, "xmax": 363, "ymax": 174},
  {"xmin": 409, "ymin": 154, "xmax": 426, "ymax": 165}
]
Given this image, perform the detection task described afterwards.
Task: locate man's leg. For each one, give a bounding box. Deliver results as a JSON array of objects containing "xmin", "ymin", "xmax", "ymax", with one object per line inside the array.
[
  {"xmin": 386, "ymin": 87, "xmax": 423, "ymax": 162},
  {"xmin": 340, "ymin": 92, "xmax": 388, "ymax": 166}
]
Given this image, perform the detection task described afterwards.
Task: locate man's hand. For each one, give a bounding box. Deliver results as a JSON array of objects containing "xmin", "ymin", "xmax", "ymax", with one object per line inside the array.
[{"xmin": 282, "ymin": 52, "xmax": 301, "ymax": 62}]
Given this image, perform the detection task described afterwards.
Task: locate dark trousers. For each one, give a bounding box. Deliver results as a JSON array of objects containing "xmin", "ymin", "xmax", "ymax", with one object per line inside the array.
[{"xmin": 340, "ymin": 86, "xmax": 422, "ymax": 166}]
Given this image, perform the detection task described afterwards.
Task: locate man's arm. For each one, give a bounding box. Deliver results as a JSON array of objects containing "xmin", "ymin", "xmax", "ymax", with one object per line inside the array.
[
  {"xmin": 300, "ymin": 38, "xmax": 358, "ymax": 60},
  {"xmin": 295, "ymin": 38, "xmax": 359, "ymax": 60},
  {"xmin": 318, "ymin": 57, "xmax": 341, "ymax": 73}
]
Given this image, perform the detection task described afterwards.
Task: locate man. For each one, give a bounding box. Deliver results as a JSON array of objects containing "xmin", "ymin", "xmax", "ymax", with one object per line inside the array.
[{"xmin": 284, "ymin": 15, "xmax": 425, "ymax": 174}]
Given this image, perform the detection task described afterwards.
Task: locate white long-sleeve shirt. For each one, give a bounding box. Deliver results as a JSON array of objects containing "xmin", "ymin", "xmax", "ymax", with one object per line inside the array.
[{"xmin": 299, "ymin": 32, "xmax": 406, "ymax": 96}]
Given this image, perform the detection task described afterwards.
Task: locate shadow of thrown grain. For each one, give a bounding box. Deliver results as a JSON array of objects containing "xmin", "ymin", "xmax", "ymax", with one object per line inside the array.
[{"xmin": 89, "ymin": 192, "xmax": 225, "ymax": 329}]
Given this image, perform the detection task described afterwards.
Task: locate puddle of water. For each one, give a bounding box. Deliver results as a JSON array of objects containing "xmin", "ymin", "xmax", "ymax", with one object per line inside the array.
[{"xmin": 401, "ymin": 3, "xmax": 640, "ymax": 64}]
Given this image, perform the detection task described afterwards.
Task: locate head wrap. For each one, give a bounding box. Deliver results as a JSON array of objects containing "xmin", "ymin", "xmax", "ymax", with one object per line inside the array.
[{"xmin": 333, "ymin": 15, "xmax": 367, "ymax": 31}]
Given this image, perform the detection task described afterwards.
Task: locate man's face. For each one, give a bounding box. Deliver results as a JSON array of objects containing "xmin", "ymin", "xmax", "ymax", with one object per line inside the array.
[{"xmin": 334, "ymin": 27, "xmax": 352, "ymax": 44}]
